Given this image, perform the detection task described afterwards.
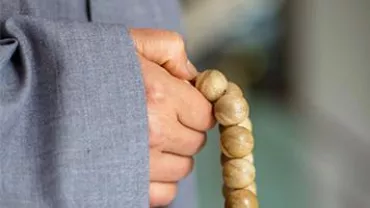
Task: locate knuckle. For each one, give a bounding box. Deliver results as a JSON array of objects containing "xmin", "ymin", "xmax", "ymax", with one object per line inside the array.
[
  {"xmin": 150, "ymin": 183, "xmax": 177, "ymax": 206},
  {"xmin": 176, "ymin": 157, "xmax": 194, "ymax": 179},
  {"xmin": 192, "ymin": 133, "xmax": 207, "ymax": 155},
  {"xmin": 168, "ymin": 31, "xmax": 185, "ymax": 54},
  {"xmin": 194, "ymin": 101, "xmax": 215, "ymax": 130},
  {"xmin": 203, "ymin": 103, "xmax": 216, "ymax": 129},
  {"xmin": 146, "ymin": 80, "xmax": 166, "ymax": 105},
  {"xmin": 148, "ymin": 114, "xmax": 165, "ymax": 148},
  {"xmin": 164, "ymin": 186, "xmax": 177, "ymax": 205}
]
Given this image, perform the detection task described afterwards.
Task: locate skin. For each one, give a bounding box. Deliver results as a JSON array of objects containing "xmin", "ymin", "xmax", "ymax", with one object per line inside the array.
[{"xmin": 130, "ymin": 29, "xmax": 215, "ymax": 207}]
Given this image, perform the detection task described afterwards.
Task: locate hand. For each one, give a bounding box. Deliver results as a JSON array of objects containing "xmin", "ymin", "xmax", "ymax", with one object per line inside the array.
[
  {"xmin": 130, "ymin": 28, "xmax": 198, "ymax": 80},
  {"xmin": 130, "ymin": 29, "xmax": 215, "ymax": 207}
]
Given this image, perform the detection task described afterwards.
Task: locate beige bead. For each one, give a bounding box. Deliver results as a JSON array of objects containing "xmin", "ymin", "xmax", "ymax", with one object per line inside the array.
[
  {"xmin": 219, "ymin": 118, "xmax": 253, "ymax": 134},
  {"xmin": 221, "ymin": 144, "xmax": 234, "ymax": 158},
  {"xmin": 225, "ymin": 189, "xmax": 259, "ymax": 208},
  {"xmin": 195, "ymin": 69, "xmax": 228, "ymax": 102},
  {"xmin": 220, "ymin": 153, "xmax": 229, "ymax": 166},
  {"xmin": 223, "ymin": 159, "xmax": 255, "ymax": 189},
  {"xmin": 219, "ymin": 124, "xmax": 226, "ymax": 133},
  {"xmin": 225, "ymin": 82, "xmax": 243, "ymax": 97},
  {"xmin": 222, "ymin": 184, "xmax": 229, "ymax": 198},
  {"xmin": 220, "ymin": 126, "xmax": 254, "ymax": 158},
  {"xmin": 221, "ymin": 154, "xmax": 254, "ymax": 167},
  {"xmin": 222, "ymin": 182, "xmax": 257, "ymax": 198},
  {"xmin": 238, "ymin": 118, "xmax": 253, "ymax": 132},
  {"xmin": 214, "ymin": 94, "xmax": 249, "ymax": 126},
  {"xmin": 244, "ymin": 154, "xmax": 254, "ymax": 164},
  {"xmin": 247, "ymin": 182, "xmax": 257, "ymax": 195}
]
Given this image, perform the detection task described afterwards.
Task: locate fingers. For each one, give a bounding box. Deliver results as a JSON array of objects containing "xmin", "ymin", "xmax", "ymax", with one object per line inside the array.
[
  {"xmin": 141, "ymin": 57, "xmax": 215, "ymax": 131},
  {"xmin": 150, "ymin": 150, "xmax": 194, "ymax": 182},
  {"xmin": 168, "ymin": 76, "xmax": 216, "ymax": 131},
  {"xmin": 130, "ymin": 28, "xmax": 198, "ymax": 80},
  {"xmin": 148, "ymin": 108, "xmax": 207, "ymax": 156},
  {"xmin": 149, "ymin": 182, "xmax": 177, "ymax": 207},
  {"xmin": 163, "ymin": 122, "xmax": 207, "ymax": 156}
]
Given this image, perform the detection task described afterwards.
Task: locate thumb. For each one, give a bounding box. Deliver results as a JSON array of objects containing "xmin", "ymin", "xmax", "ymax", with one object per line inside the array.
[{"xmin": 129, "ymin": 28, "xmax": 198, "ymax": 80}]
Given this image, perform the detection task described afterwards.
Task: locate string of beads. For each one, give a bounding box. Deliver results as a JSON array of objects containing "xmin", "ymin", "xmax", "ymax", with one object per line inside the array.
[{"xmin": 194, "ymin": 69, "xmax": 259, "ymax": 208}]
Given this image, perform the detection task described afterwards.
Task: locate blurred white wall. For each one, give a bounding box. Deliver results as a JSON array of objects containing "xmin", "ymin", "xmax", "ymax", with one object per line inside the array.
[
  {"xmin": 290, "ymin": 0, "xmax": 370, "ymax": 207},
  {"xmin": 183, "ymin": 0, "xmax": 280, "ymax": 59}
]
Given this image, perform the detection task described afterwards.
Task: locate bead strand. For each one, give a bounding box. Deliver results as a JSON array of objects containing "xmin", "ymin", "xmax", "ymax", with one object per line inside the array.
[{"xmin": 195, "ymin": 69, "xmax": 259, "ymax": 208}]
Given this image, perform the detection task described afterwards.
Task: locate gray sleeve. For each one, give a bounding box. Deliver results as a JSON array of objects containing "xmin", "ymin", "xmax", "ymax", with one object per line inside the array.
[{"xmin": 0, "ymin": 16, "xmax": 148, "ymax": 208}]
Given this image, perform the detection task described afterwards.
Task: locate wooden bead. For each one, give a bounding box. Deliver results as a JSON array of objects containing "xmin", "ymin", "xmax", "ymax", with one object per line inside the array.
[
  {"xmin": 247, "ymin": 182, "xmax": 257, "ymax": 195},
  {"xmin": 220, "ymin": 153, "xmax": 229, "ymax": 166},
  {"xmin": 238, "ymin": 118, "xmax": 253, "ymax": 132},
  {"xmin": 223, "ymin": 159, "xmax": 255, "ymax": 189},
  {"xmin": 193, "ymin": 68, "xmax": 259, "ymax": 207},
  {"xmin": 214, "ymin": 94, "xmax": 249, "ymax": 126},
  {"xmin": 219, "ymin": 118, "xmax": 253, "ymax": 134},
  {"xmin": 244, "ymin": 154, "xmax": 254, "ymax": 164},
  {"xmin": 223, "ymin": 184, "xmax": 232, "ymax": 198},
  {"xmin": 221, "ymin": 154, "xmax": 254, "ymax": 168},
  {"xmin": 219, "ymin": 124, "xmax": 225, "ymax": 133},
  {"xmin": 222, "ymin": 182, "xmax": 257, "ymax": 198},
  {"xmin": 225, "ymin": 189, "xmax": 259, "ymax": 208},
  {"xmin": 225, "ymin": 82, "xmax": 243, "ymax": 97},
  {"xmin": 195, "ymin": 69, "xmax": 228, "ymax": 102},
  {"xmin": 220, "ymin": 126, "xmax": 254, "ymax": 158}
]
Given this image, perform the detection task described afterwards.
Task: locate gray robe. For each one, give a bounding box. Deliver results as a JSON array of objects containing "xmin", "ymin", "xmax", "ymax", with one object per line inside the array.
[{"xmin": 0, "ymin": 0, "xmax": 195, "ymax": 207}]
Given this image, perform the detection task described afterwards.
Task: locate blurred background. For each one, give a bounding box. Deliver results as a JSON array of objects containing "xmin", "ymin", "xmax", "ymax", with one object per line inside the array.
[{"xmin": 172, "ymin": 0, "xmax": 370, "ymax": 207}]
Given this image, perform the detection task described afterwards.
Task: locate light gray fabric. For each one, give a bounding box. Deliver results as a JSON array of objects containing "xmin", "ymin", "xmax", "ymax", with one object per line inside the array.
[{"xmin": 0, "ymin": 0, "xmax": 195, "ymax": 207}]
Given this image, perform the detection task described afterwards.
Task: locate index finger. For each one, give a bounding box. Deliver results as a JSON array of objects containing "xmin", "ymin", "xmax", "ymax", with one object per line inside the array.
[
  {"xmin": 167, "ymin": 74, "xmax": 216, "ymax": 131},
  {"xmin": 130, "ymin": 28, "xmax": 198, "ymax": 80}
]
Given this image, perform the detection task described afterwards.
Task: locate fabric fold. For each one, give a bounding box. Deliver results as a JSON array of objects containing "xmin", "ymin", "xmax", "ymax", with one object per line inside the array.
[{"xmin": 0, "ymin": 15, "xmax": 149, "ymax": 208}]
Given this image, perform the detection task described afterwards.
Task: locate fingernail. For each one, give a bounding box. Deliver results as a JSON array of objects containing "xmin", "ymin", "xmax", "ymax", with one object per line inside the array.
[{"xmin": 186, "ymin": 60, "xmax": 198, "ymax": 78}]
